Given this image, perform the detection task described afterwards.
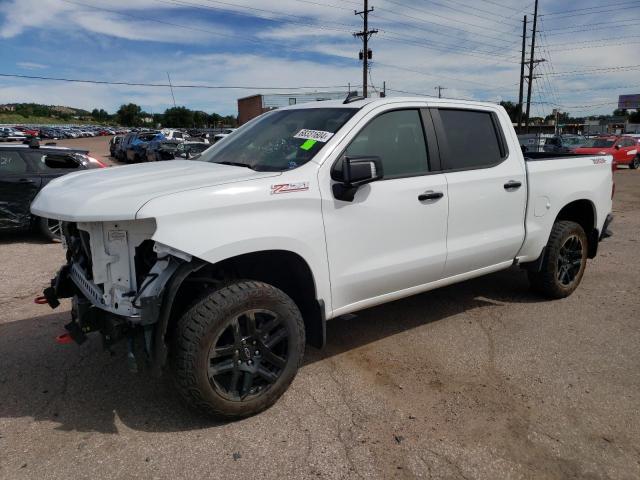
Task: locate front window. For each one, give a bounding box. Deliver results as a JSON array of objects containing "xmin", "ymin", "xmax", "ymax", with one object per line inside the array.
[
  {"xmin": 583, "ymin": 138, "xmax": 616, "ymax": 148},
  {"xmin": 198, "ymin": 108, "xmax": 357, "ymax": 171}
]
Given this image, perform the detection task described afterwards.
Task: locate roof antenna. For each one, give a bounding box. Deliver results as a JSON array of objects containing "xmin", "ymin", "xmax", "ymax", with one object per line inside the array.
[{"xmin": 343, "ymin": 90, "xmax": 365, "ymax": 104}]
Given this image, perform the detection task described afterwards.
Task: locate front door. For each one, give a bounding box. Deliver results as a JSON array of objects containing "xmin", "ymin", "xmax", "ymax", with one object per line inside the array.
[{"xmin": 321, "ymin": 108, "xmax": 449, "ymax": 314}]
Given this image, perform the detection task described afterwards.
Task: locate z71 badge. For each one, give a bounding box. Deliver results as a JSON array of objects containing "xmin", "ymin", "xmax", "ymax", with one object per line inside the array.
[{"xmin": 271, "ymin": 182, "xmax": 310, "ymax": 194}]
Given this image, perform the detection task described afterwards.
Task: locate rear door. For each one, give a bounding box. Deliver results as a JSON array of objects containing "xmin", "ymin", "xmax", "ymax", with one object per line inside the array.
[
  {"xmin": 0, "ymin": 150, "xmax": 41, "ymax": 230},
  {"xmin": 431, "ymin": 107, "xmax": 527, "ymax": 277}
]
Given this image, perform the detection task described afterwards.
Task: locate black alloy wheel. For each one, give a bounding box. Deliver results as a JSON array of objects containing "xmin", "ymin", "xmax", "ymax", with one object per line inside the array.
[
  {"xmin": 556, "ymin": 235, "xmax": 584, "ymax": 287},
  {"xmin": 208, "ymin": 309, "xmax": 290, "ymax": 401}
]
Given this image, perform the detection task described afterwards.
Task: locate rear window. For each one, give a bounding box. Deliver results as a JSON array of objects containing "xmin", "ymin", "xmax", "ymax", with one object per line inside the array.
[
  {"xmin": 436, "ymin": 109, "xmax": 505, "ymax": 170},
  {"xmin": 583, "ymin": 138, "xmax": 615, "ymax": 148}
]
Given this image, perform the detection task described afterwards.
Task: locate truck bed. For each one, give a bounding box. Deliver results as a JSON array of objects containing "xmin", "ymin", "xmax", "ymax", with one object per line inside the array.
[{"xmin": 524, "ymin": 152, "xmax": 596, "ymax": 161}]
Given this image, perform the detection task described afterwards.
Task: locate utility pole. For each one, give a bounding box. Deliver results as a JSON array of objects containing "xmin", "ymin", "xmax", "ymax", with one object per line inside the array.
[
  {"xmin": 517, "ymin": 15, "xmax": 527, "ymax": 130},
  {"xmin": 434, "ymin": 86, "xmax": 447, "ymax": 98},
  {"xmin": 167, "ymin": 72, "xmax": 177, "ymax": 108},
  {"xmin": 525, "ymin": 0, "xmax": 539, "ymax": 133},
  {"xmin": 354, "ymin": 0, "xmax": 378, "ymax": 98}
]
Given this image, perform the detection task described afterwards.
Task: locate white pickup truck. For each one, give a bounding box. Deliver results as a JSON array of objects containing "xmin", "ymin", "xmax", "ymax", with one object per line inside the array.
[{"xmin": 31, "ymin": 97, "xmax": 614, "ymax": 419}]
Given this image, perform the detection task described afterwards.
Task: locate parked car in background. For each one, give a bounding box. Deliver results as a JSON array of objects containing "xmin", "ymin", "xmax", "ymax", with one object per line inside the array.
[
  {"xmin": 176, "ymin": 141, "xmax": 211, "ymax": 158},
  {"xmin": 0, "ymin": 127, "xmax": 28, "ymax": 142},
  {"xmin": 213, "ymin": 128, "xmax": 237, "ymax": 143},
  {"xmin": 109, "ymin": 135, "xmax": 123, "ymax": 157},
  {"xmin": 574, "ymin": 135, "xmax": 640, "ymax": 169},
  {"xmin": 146, "ymin": 139, "xmax": 180, "ymax": 162},
  {"xmin": 0, "ymin": 142, "xmax": 104, "ymax": 241},
  {"xmin": 543, "ymin": 135, "xmax": 587, "ymax": 153},
  {"xmin": 160, "ymin": 129, "xmax": 189, "ymax": 142},
  {"xmin": 125, "ymin": 131, "xmax": 160, "ymax": 163},
  {"xmin": 13, "ymin": 126, "xmax": 40, "ymax": 137}
]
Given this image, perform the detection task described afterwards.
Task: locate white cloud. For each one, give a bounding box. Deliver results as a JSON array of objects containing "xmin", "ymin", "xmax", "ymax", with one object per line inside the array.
[{"xmin": 16, "ymin": 62, "xmax": 48, "ymax": 70}]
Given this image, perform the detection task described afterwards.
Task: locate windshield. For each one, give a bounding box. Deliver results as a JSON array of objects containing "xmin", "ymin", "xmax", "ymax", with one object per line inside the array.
[
  {"xmin": 198, "ymin": 108, "xmax": 358, "ymax": 171},
  {"xmin": 564, "ymin": 137, "xmax": 586, "ymax": 146},
  {"xmin": 582, "ymin": 138, "xmax": 616, "ymax": 148}
]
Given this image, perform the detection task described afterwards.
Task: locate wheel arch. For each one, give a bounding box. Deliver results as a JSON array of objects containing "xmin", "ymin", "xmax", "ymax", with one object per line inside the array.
[
  {"xmin": 152, "ymin": 249, "xmax": 325, "ymax": 374},
  {"xmin": 554, "ymin": 199, "xmax": 598, "ymax": 258}
]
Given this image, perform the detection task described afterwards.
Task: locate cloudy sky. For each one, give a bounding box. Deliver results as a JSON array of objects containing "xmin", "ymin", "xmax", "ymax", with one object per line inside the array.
[{"xmin": 0, "ymin": 0, "xmax": 638, "ymax": 116}]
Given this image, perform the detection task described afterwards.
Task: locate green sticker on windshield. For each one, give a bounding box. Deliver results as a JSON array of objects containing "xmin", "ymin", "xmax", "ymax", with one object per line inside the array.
[{"xmin": 300, "ymin": 139, "xmax": 317, "ymax": 151}]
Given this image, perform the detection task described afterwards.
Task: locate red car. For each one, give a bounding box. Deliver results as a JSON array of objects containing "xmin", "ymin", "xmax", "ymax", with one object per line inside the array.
[
  {"xmin": 574, "ymin": 135, "xmax": 639, "ymax": 169},
  {"xmin": 13, "ymin": 126, "xmax": 39, "ymax": 137}
]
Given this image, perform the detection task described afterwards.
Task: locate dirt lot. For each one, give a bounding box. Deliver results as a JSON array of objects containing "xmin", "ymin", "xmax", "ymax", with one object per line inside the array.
[{"xmin": 1, "ymin": 137, "xmax": 639, "ymax": 480}]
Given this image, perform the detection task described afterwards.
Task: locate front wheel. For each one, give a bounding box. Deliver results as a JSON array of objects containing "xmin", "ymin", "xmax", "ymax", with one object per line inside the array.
[
  {"xmin": 528, "ymin": 220, "xmax": 587, "ymax": 299},
  {"xmin": 630, "ymin": 156, "xmax": 639, "ymax": 170},
  {"xmin": 173, "ymin": 280, "xmax": 305, "ymax": 419}
]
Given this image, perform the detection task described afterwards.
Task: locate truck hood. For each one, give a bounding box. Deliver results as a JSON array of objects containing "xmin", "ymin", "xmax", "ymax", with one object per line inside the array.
[{"xmin": 31, "ymin": 160, "xmax": 280, "ymax": 222}]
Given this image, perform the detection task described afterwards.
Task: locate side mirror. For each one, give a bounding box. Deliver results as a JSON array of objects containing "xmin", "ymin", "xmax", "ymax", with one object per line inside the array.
[
  {"xmin": 331, "ymin": 155, "xmax": 383, "ymax": 201},
  {"xmin": 614, "ymin": 145, "xmax": 621, "ymax": 150}
]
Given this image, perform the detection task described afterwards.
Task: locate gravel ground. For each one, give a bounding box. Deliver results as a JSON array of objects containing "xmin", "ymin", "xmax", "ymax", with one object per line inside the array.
[{"xmin": 1, "ymin": 138, "xmax": 639, "ymax": 480}]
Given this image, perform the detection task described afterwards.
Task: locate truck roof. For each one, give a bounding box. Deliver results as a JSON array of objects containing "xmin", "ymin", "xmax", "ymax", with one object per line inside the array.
[{"xmin": 280, "ymin": 96, "xmax": 503, "ymax": 111}]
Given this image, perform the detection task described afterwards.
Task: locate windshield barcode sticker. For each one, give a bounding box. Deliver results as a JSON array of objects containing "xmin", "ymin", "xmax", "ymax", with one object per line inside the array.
[{"xmin": 294, "ymin": 129, "xmax": 334, "ymax": 142}]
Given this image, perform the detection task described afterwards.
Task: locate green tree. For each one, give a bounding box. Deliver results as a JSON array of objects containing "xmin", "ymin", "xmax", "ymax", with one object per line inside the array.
[
  {"xmin": 499, "ymin": 101, "xmax": 522, "ymax": 123},
  {"xmin": 208, "ymin": 112, "xmax": 222, "ymax": 127},
  {"xmin": 222, "ymin": 114, "xmax": 238, "ymax": 127},
  {"xmin": 193, "ymin": 110, "xmax": 208, "ymax": 128},
  {"xmin": 163, "ymin": 106, "xmax": 194, "ymax": 128},
  {"xmin": 116, "ymin": 103, "xmax": 142, "ymax": 126},
  {"xmin": 629, "ymin": 110, "xmax": 640, "ymax": 123}
]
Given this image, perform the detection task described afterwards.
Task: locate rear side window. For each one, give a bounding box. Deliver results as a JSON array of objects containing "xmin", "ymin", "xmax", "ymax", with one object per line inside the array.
[
  {"xmin": 345, "ymin": 109, "xmax": 429, "ymax": 178},
  {"xmin": 21, "ymin": 151, "xmax": 80, "ymax": 171},
  {"xmin": 436, "ymin": 109, "xmax": 506, "ymax": 170},
  {"xmin": 0, "ymin": 151, "xmax": 27, "ymax": 174}
]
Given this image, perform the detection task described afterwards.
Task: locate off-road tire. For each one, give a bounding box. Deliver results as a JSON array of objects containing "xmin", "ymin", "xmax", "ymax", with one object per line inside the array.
[
  {"xmin": 38, "ymin": 216, "xmax": 62, "ymax": 242},
  {"xmin": 173, "ymin": 280, "xmax": 305, "ymax": 419},
  {"xmin": 528, "ymin": 220, "xmax": 588, "ymax": 299}
]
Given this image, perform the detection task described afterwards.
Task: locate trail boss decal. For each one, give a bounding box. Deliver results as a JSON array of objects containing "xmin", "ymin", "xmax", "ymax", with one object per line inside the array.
[
  {"xmin": 294, "ymin": 129, "xmax": 334, "ymax": 142},
  {"xmin": 592, "ymin": 157, "xmax": 606, "ymax": 164},
  {"xmin": 271, "ymin": 182, "xmax": 310, "ymax": 194}
]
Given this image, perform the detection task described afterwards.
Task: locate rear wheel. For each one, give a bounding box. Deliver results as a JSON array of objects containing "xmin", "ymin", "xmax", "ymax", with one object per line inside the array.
[
  {"xmin": 38, "ymin": 217, "xmax": 62, "ymax": 242},
  {"xmin": 173, "ymin": 280, "xmax": 305, "ymax": 419},
  {"xmin": 528, "ymin": 220, "xmax": 587, "ymax": 298}
]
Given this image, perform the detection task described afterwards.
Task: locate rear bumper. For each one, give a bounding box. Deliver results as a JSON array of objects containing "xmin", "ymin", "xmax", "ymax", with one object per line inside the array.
[{"xmin": 600, "ymin": 214, "xmax": 613, "ymax": 241}]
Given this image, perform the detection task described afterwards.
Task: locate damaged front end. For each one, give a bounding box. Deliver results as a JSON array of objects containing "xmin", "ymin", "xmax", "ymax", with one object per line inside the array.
[{"xmin": 41, "ymin": 219, "xmax": 198, "ymax": 373}]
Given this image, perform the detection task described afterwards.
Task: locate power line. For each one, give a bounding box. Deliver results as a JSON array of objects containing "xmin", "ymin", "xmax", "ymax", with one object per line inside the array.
[
  {"xmin": 544, "ymin": 18, "xmax": 640, "ymax": 32},
  {"xmin": 543, "ymin": 64, "xmax": 640, "ymax": 76},
  {"xmin": 0, "ymin": 73, "xmax": 354, "ymax": 91},
  {"xmin": 540, "ymin": 0, "xmax": 640, "ymax": 16},
  {"xmin": 383, "ymin": 0, "xmax": 516, "ymax": 35}
]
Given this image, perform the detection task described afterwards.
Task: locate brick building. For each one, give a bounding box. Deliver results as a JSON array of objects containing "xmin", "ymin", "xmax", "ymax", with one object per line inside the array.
[{"xmin": 237, "ymin": 91, "xmax": 348, "ymax": 125}]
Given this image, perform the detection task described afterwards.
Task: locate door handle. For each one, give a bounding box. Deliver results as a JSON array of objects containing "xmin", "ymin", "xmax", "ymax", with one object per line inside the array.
[
  {"xmin": 504, "ymin": 180, "xmax": 522, "ymax": 190},
  {"xmin": 18, "ymin": 178, "xmax": 35, "ymax": 183},
  {"xmin": 418, "ymin": 190, "xmax": 444, "ymax": 201}
]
